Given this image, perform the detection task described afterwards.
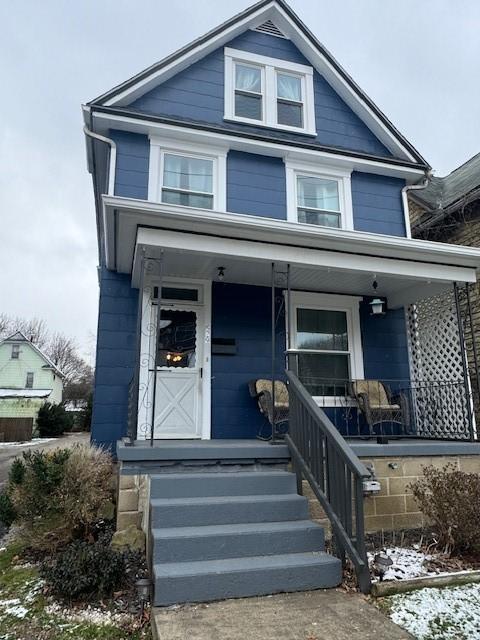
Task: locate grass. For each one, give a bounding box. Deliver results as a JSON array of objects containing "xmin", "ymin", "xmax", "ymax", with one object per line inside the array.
[{"xmin": 0, "ymin": 544, "xmax": 152, "ymax": 640}]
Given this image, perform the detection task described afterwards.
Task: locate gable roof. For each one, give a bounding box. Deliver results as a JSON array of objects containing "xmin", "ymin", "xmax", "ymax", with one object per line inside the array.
[
  {"xmin": 87, "ymin": 0, "xmax": 428, "ymax": 167},
  {"xmin": 413, "ymin": 152, "xmax": 480, "ymax": 211},
  {"xmin": 0, "ymin": 332, "xmax": 65, "ymax": 378}
]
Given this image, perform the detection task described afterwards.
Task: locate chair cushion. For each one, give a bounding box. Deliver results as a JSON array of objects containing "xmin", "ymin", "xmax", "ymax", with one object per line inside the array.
[
  {"xmin": 353, "ymin": 380, "xmax": 390, "ymax": 406},
  {"xmin": 255, "ymin": 379, "xmax": 289, "ymax": 404}
]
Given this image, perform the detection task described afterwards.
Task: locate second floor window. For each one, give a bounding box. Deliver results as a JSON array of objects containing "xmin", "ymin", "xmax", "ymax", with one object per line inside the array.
[
  {"xmin": 277, "ymin": 72, "xmax": 303, "ymax": 128},
  {"xmin": 11, "ymin": 344, "xmax": 20, "ymax": 359},
  {"xmin": 26, "ymin": 372, "xmax": 34, "ymax": 388},
  {"xmin": 235, "ymin": 63, "xmax": 263, "ymax": 121},
  {"xmin": 161, "ymin": 154, "xmax": 214, "ymax": 209},
  {"xmin": 296, "ymin": 175, "xmax": 341, "ymax": 228}
]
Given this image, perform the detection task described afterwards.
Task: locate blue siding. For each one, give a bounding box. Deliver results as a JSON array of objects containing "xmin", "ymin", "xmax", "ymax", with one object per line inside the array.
[
  {"xmin": 211, "ymin": 282, "xmax": 285, "ymax": 439},
  {"xmin": 110, "ymin": 130, "xmax": 149, "ymax": 199},
  {"xmin": 352, "ymin": 172, "xmax": 406, "ymax": 237},
  {"xmin": 91, "ymin": 268, "xmax": 138, "ymax": 452},
  {"xmin": 360, "ymin": 300, "xmax": 410, "ymax": 381},
  {"xmin": 130, "ymin": 30, "xmax": 391, "ymax": 158},
  {"xmin": 227, "ymin": 151, "xmax": 286, "ymax": 219}
]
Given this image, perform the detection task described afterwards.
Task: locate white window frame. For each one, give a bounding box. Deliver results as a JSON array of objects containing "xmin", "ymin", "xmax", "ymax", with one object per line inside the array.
[
  {"xmin": 224, "ymin": 47, "xmax": 316, "ymax": 135},
  {"xmin": 288, "ymin": 292, "xmax": 364, "ymax": 406},
  {"xmin": 148, "ymin": 138, "xmax": 227, "ymax": 211},
  {"xmin": 285, "ymin": 159, "xmax": 354, "ymax": 231}
]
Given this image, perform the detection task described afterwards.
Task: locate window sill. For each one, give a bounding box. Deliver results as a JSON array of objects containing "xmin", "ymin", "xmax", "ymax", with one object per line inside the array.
[{"xmin": 223, "ymin": 117, "xmax": 317, "ymax": 138}]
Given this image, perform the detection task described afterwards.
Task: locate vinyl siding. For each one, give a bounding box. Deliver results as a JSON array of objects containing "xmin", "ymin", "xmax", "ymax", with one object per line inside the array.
[
  {"xmin": 91, "ymin": 268, "xmax": 138, "ymax": 451},
  {"xmin": 227, "ymin": 150, "xmax": 286, "ymax": 219},
  {"xmin": 352, "ymin": 172, "xmax": 406, "ymax": 237},
  {"xmin": 130, "ymin": 30, "xmax": 391, "ymax": 158},
  {"xmin": 110, "ymin": 130, "xmax": 150, "ymax": 200}
]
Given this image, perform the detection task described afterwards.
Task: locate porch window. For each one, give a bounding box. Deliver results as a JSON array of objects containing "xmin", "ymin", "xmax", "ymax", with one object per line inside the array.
[
  {"xmin": 161, "ymin": 154, "xmax": 214, "ymax": 209},
  {"xmin": 290, "ymin": 292, "xmax": 364, "ymax": 404},
  {"xmin": 296, "ymin": 175, "xmax": 341, "ymax": 228}
]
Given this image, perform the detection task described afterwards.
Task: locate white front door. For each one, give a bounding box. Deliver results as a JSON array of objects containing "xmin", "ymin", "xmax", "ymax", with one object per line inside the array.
[{"xmin": 153, "ymin": 306, "xmax": 203, "ymax": 438}]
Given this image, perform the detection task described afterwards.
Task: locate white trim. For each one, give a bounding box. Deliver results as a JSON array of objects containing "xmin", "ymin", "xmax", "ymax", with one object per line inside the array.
[
  {"xmin": 224, "ymin": 47, "xmax": 316, "ymax": 135},
  {"xmin": 288, "ymin": 291, "xmax": 364, "ymax": 405},
  {"xmin": 137, "ymin": 277, "xmax": 212, "ymax": 440},
  {"xmin": 148, "ymin": 137, "xmax": 227, "ymax": 212},
  {"xmin": 401, "ymin": 188, "xmax": 413, "ymax": 240},
  {"xmin": 285, "ymin": 158, "xmax": 353, "ymax": 231},
  {"xmin": 91, "ymin": 111, "xmax": 426, "ymax": 182},
  {"xmin": 105, "ymin": 195, "xmax": 480, "ymax": 273},
  {"xmin": 91, "ymin": 2, "xmax": 422, "ymax": 163}
]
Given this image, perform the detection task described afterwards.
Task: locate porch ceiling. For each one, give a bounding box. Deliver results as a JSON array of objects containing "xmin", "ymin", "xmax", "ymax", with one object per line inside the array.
[
  {"xmin": 102, "ymin": 196, "xmax": 480, "ymax": 308},
  {"xmin": 133, "ymin": 227, "xmax": 475, "ymax": 308}
]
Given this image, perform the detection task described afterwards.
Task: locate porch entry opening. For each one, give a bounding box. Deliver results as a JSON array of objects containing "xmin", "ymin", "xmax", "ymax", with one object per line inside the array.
[{"xmin": 152, "ymin": 304, "xmax": 203, "ymax": 438}]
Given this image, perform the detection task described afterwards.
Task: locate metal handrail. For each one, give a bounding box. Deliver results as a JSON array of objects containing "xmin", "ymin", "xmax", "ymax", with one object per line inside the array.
[{"xmin": 285, "ymin": 370, "xmax": 372, "ymax": 593}]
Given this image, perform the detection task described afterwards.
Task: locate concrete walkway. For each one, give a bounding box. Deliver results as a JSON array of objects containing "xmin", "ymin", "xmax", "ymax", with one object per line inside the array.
[{"xmin": 152, "ymin": 589, "xmax": 413, "ymax": 640}]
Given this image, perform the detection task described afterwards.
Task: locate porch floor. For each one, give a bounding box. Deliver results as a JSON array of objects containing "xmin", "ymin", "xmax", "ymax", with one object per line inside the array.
[
  {"xmin": 117, "ymin": 439, "xmax": 290, "ymax": 462},
  {"xmin": 348, "ymin": 438, "xmax": 480, "ymax": 457}
]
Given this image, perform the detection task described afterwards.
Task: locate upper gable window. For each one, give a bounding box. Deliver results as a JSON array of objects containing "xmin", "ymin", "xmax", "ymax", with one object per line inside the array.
[
  {"xmin": 225, "ymin": 48, "xmax": 315, "ymax": 135},
  {"xmin": 11, "ymin": 345, "xmax": 20, "ymax": 359}
]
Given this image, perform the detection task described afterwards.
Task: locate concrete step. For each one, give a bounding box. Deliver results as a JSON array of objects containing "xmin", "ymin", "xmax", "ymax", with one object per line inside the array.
[
  {"xmin": 153, "ymin": 551, "xmax": 342, "ymax": 606},
  {"xmin": 150, "ymin": 493, "xmax": 309, "ymax": 528},
  {"xmin": 152, "ymin": 520, "xmax": 324, "ymax": 563},
  {"xmin": 149, "ymin": 471, "xmax": 297, "ymax": 499}
]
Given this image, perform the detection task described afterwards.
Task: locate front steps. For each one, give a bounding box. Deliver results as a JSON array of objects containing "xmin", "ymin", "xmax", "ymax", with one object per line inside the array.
[{"xmin": 150, "ymin": 470, "xmax": 342, "ymax": 606}]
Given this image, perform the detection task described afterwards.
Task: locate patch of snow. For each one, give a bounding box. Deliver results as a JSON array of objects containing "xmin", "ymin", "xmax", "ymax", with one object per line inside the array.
[
  {"xmin": 388, "ymin": 582, "xmax": 480, "ymax": 639},
  {"xmin": 0, "ymin": 599, "xmax": 29, "ymax": 619},
  {"xmin": 46, "ymin": 602, "xmax": 131, "ymax": 626},
  {"xmin": 0, "ymin": 438, "xmax": 56, "ymax": 448},
  {"xmin": 369, "ymin": 547, "xmax": 434, "ymax": 581}
]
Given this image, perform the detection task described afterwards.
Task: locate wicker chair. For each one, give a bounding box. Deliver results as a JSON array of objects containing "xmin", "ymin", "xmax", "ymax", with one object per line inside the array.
[
  {"xmin": 351, "ymin": 380, "xmax": 409, "ymax": 435},
  {"xmin": 248, "ymin": 379, "xmax": 289, "ymax": 428}
]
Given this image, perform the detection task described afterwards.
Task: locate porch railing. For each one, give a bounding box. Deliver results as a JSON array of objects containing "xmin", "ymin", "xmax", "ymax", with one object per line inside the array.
[
  {"xmin": 285, "ymin": 370, "xmax": 372, "ymax": 593},
  {"xmin": 290, "ymin": 374, "xmax": 475, "ymax": 441}
]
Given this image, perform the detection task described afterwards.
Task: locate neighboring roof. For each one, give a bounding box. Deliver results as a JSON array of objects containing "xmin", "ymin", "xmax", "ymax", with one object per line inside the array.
[
  {"xmin": 0, "ymin": 388, "xmax": 52, "ymax": 399},
  {"xmin": 0, "ymin": 332, "xmax": 65, "ymax": 379},
  {"xmin": 86, "ymin": 0, "xmax": 428, "ymax": 167},
  {"xmin": 413, "ymin": 152, "xmax": 480, "ymax": 211}
]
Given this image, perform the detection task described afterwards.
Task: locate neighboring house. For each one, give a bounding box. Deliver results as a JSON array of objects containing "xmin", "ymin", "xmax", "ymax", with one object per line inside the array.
[
  {"xmin": 83, "ymin": 0, "xmax": 480, "ymax": 602},
  {"xmin": 0, "ymin": 332, "xmax": 64, "ymax": 427},
  {"xmin": 409, "ymin": 153, "xmax": 480, "ymax": 422}
]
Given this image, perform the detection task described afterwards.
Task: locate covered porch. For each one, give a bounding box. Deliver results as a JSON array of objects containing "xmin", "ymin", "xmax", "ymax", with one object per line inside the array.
[{"xmin": 110, "ymin": 208, "xmax": 480, "ymax": 446}]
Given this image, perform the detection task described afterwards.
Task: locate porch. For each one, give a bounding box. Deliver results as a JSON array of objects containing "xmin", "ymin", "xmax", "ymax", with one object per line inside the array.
[{"xmin": 123, "ymin": 222, "xmax": 480, "ymax": 446}]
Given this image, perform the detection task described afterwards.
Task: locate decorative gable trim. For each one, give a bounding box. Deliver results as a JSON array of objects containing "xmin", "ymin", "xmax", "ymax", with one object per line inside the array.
[
  {"xmin": 253, "ymin": 19, "xmax": 286, "ymax": 38},
  {"xmin": 87, "ymin": 0, "xmax": 428, "ymax": 167}
]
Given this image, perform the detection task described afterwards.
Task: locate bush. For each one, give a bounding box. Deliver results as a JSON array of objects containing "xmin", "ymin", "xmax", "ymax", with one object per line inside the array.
[
  {"xmin": 0, "ymin": 492, "xmax": 16, "ymax": 528},
  {"xmin": 37, "ymin": 402, "xmax": 73, "ymax": 437},
  {"xmin": 410, "ymin": 464, "xmax": 480, "ymax": 556},
  {"xmin": 40, "ymin": 539, "xmax": 126, "ymax": 600},
  {"xmin": 9, "ymin": 444, "xmax": 114, "ymax": 552}
]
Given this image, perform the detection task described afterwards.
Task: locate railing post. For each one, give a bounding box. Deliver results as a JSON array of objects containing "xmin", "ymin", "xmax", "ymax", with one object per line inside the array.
[
  {"xmin": 150, "ymin": 252, "xmax": 164, "ymax": 447},
  {"xmin": 454, "ymin": 282, "xmax": 475, "ymax": 441},
  {"xmin": 128, "ymin": 248, "xmax": 146, "ymax": 444},
  {"xmin": 271, "ymin": 262, "xmax": 276, "ymax": 443}
]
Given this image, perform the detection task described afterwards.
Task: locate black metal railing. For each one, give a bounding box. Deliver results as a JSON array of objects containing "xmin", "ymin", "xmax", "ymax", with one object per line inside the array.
[
  {"xmin": 126, "ymin": 376, "xmax": 137, "ymax": 442},
  {"xmin": 285, "ymin": 370, "xmax": 372, "ymax": 593},
  {"xmin": 295, "ymin": 376, "xmax": 474, "ymax": 441}
]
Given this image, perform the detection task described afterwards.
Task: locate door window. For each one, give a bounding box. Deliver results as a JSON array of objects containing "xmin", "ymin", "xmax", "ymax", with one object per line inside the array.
[{"xmin": 157, "ymin": 310, "xmax": 197, "ymax": 368}]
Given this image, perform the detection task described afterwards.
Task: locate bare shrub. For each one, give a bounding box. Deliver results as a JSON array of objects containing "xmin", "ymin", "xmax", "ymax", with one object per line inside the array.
[
  {"xmin": 11, "ymin": 443, "xmax": 114, "ymax": 552},
  {"xmin": 410, "ymin": 464, "xmax": 480, "ymax": 556}
]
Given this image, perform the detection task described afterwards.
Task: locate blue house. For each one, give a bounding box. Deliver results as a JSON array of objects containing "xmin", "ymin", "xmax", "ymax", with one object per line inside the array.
[{"xmin": 83, "ymin": 0, "xmax": 480, "ymax": 605}]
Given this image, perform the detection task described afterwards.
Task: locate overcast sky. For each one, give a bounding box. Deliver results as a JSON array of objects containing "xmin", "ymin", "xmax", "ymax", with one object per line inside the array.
[{"xmin": 1, "ymin": 0, "xmax": 479, "ymax": 362}]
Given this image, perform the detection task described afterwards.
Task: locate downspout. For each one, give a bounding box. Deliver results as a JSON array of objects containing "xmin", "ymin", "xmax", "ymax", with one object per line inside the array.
[
  {"xmin": 82, "ymin": 110, "xmax": 117, "ymax": 267},
  {"xmin": 401, "ymin": 171, "xmax": 432, "ymax": 239}
]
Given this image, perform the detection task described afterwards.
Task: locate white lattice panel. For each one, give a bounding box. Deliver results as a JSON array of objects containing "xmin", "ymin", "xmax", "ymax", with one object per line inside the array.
[{"xmin": 407, "ymin": 291, "xmax": 470, "ymax": 438}]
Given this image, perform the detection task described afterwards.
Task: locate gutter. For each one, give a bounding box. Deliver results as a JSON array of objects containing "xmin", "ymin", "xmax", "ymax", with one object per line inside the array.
[
  {"xmin": 83, "ymin": 109, "xmax": 117, "ymax": 265},
  {"xmin": 401, "ymin": 172, "xmax": 431, "ymax": 238}
]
